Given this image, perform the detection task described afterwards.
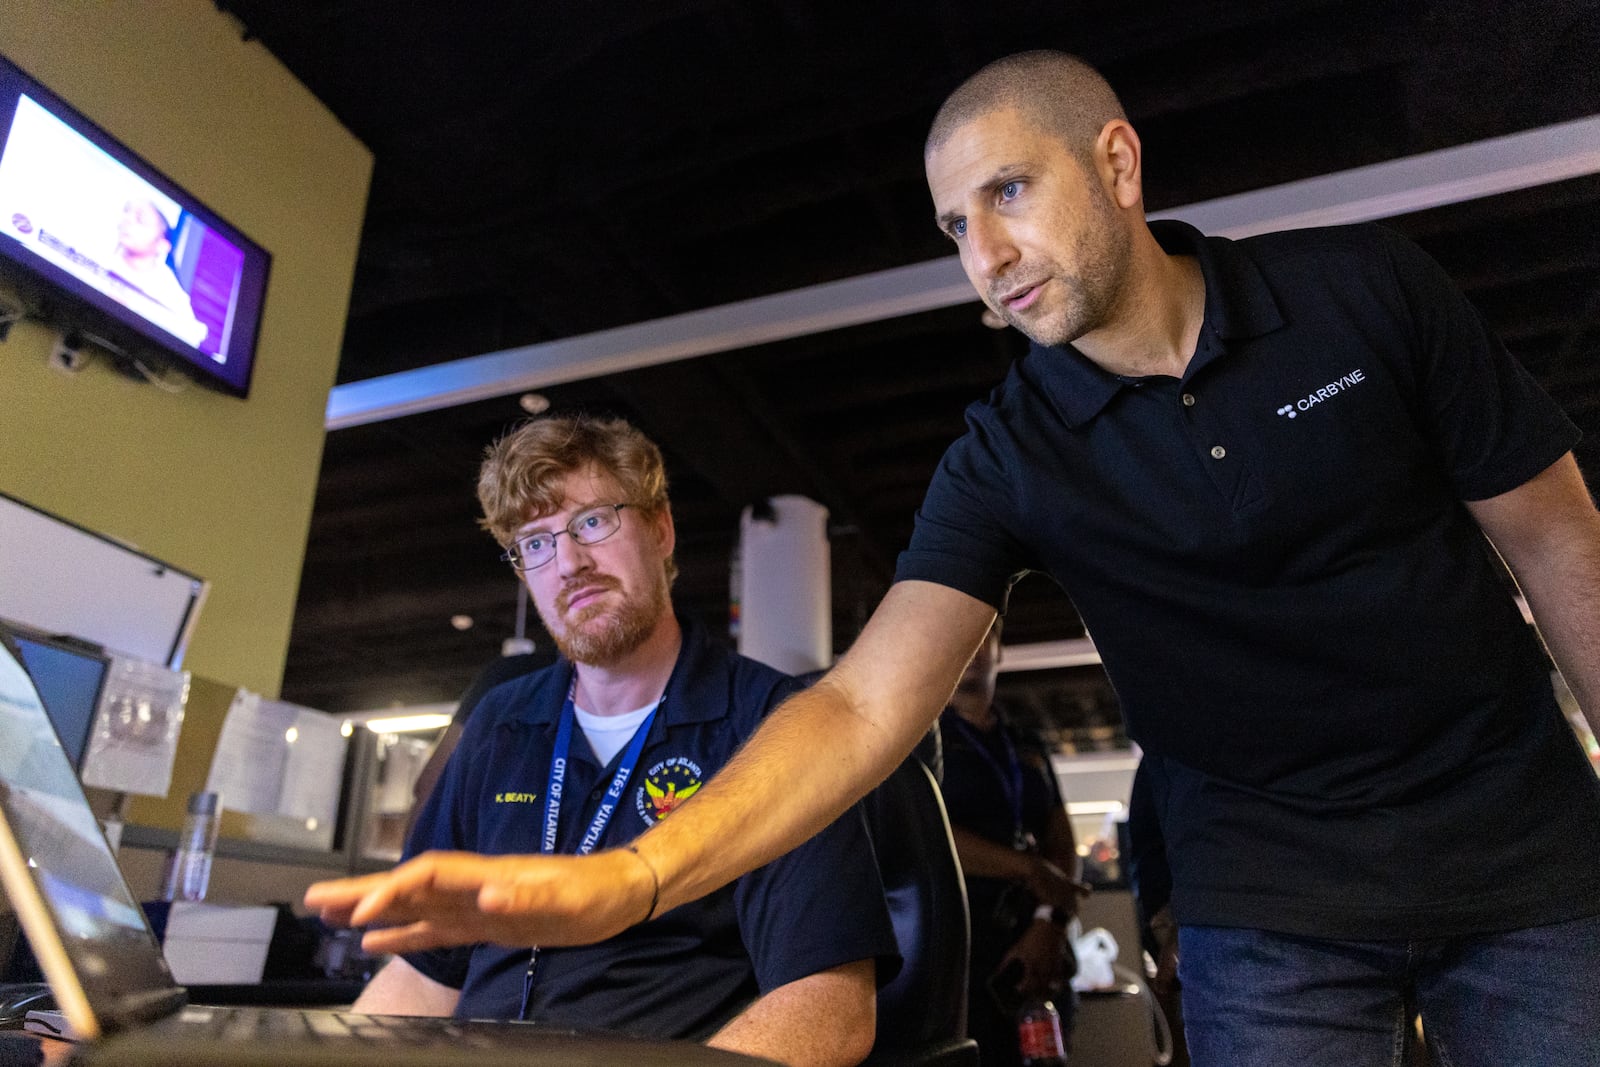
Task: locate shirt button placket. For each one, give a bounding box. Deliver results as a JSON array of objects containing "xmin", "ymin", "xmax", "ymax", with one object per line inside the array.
[{"xmin": 1210, "ymin": 445, "xmax": 1227, "ymax": 460}]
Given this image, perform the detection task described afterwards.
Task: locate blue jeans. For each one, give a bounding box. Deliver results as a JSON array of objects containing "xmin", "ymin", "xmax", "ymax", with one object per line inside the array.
[{"xmin": 1178, "ymin": 915, "xmax": 1600, "ymax": 1067}]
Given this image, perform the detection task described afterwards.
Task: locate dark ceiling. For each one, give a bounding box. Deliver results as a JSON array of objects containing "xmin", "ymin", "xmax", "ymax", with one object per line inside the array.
[{"xmin": 222, "ymin": 1, "xmax": 1600, "ymax": 734}]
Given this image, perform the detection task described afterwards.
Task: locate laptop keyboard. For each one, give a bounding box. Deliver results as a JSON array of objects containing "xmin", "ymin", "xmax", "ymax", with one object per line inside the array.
[{"xmin": 180, "ymin": 1006, "xmax": 512, "ymax": 1048}]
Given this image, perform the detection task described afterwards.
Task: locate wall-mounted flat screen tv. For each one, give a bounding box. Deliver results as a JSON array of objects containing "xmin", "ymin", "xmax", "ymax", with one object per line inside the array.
[{"xmin": 0, "ymin": 53, "xmax": 270, "ymax": 397}]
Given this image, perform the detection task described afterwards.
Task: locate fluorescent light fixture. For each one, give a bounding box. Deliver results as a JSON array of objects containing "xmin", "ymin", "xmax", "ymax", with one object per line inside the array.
[
  {"xmin": 364, "ymin": 712, "xmax": 453, "ymax": 734},
  {"xmin": 1052, "ymin": 754, "xmax": 1142, "ymax": 775},
  {"xmin": 1066, "ymin": 800, "xmax": 1126, "ymax": 817}
]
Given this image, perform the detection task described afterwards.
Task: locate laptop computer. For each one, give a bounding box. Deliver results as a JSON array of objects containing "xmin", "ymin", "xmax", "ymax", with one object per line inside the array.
[
  {"xmin": 0, "ymin": 618, "xmax": 107, "ymax": 772},
  {"xmin": 0, "ymin": 632, "xmax": 772, "ymax": 1066}
]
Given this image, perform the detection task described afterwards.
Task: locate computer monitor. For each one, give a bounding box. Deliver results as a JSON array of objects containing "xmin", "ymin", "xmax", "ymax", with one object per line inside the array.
[
  {"xmin": 0, "ymin": 620, "xmax": 107, "ymax": 772},
  {"xmin": 0, "ymin": 51, "xmax": 272, "ymax": 397},
  {"xmin": 0, "ymin": 490, "xmax": 208, "ymax": 671}
]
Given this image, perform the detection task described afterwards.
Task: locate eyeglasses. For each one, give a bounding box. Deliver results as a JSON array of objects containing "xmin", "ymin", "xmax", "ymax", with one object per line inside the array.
[{"xmin": 500, "ymin": 503, "xmax": 629, "ymax": 572}]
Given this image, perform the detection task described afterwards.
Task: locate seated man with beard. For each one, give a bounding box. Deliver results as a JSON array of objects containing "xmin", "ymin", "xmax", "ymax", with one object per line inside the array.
[{"xmin": 348, "ymin": 414, "xmax": 897, "ymax": 1067}]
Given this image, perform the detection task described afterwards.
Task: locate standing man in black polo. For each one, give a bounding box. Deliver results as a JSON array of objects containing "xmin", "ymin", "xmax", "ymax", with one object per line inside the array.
[{"xmin": 309, "ymin": 51, "xmax": 1600, "ymax": 1067}]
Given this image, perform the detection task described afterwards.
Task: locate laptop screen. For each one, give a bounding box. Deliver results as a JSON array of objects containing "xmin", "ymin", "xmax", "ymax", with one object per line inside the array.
[
  {"xmin": 5, "ymin": 626, "xmax": 107, "ymax": 770},
  {"xmin": 0, "ymin": 634, "xmax": 179, "ymax": 1025}
]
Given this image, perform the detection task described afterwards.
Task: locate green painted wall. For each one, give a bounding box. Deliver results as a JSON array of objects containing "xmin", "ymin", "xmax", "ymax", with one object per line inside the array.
[{"xmin": 0, "ymin": 1, "xmax": 372, "ymax": 698}]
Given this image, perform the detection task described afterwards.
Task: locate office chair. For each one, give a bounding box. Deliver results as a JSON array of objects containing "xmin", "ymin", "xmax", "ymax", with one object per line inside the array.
[{"xmin": 859, "ymin": 745, "xmax": 979, "ymax": 1067}]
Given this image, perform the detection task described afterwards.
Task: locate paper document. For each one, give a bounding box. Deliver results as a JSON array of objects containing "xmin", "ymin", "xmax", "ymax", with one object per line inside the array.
[{"xmin": 205, "ymin": 691, "xmax": 348, "ymax": 826}]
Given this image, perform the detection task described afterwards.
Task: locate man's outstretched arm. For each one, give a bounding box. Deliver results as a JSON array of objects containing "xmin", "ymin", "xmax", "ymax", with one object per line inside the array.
[
  {"xmin": 641, "ymin": 581, "xmax": 995, "ymax": 911},
  {"xmin": 306, "ymin": 581, "xmax": 995, "ymax": 953},
  {"xmin": 1467, "ymin": 452, "xmax": 1600, "ymax": 738}
]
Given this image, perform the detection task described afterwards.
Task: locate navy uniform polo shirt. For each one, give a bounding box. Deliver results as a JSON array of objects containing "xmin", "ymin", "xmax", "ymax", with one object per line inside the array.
[
  {"xmin": 939, "ymin": 708, "xmax": 1064, "ymax": 937},
  {"xmin": 898, "ymin": 220, "xmax": 1600, "ymax": 940},
  {"xmin": 403, "ymin": 618, "xmax": 899, "ymax": 1036}
]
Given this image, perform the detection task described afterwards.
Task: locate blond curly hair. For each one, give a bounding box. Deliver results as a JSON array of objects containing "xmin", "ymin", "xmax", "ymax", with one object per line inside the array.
[{"xmin": 478, "ymin": 414, "xmax": 676, "ymax": 584}]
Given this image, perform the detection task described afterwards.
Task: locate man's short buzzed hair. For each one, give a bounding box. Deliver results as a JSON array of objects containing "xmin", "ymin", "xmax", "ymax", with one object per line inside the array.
[{"xmin": 925, "ymin": 50, "xmax": 1126, "ymax": 162}]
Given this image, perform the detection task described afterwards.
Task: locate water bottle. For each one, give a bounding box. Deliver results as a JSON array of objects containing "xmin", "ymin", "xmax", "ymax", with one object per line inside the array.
[
  {"xmin": 1017, "ymin": 996, "xmax": 1069, "ymax": 1066},
  {"xmin": 162, "ymin": 791, "xmax": 220, "ymax": 902}
]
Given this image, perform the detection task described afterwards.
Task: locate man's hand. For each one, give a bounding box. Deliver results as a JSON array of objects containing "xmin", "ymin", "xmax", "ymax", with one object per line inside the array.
[
  {"xmin": 997, "ymin": 919, "xmax": 1071, "ymax": 997},
  {"xmin": 1148, "ymin": 905, "xmax": 1180, "ymax": 995},
  {"xmin": 303, "ymin": 848, "xmax": 655, "ymax": 955},
  {"xmin": 1024, "ymin": 854, "xmax": 1092, "ymax": 916}
]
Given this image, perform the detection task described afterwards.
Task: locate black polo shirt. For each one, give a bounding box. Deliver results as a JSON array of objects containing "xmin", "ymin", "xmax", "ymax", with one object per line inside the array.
[
  {"xmin": 898, "ymin": 220, "xmax": 1600, "ymax": 939},
  {"xmin": 404, "ymin": 618, "xmax": 899, "ymax": 1035}
]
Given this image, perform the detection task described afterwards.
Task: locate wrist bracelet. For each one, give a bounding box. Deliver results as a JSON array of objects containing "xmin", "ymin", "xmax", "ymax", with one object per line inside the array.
[{"xmin": 622, "ymin": 843, "xmax": 661, "ymax": 923}]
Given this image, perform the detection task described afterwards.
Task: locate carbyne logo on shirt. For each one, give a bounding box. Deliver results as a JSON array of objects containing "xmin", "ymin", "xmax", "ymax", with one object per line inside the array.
[
  {"xmin": 1276, "ymin": 368, "xmax": 1366, "ymax": 419},
  {"xmin": 494, "ymin": 790, "xmax": 539, "ymax": 803}
]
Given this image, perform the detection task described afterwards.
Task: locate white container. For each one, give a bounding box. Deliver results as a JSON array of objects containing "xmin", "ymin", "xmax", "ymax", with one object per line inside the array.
[{"xmin": 160, "ymin": 902, "xmax": 277, "ymax": 984}]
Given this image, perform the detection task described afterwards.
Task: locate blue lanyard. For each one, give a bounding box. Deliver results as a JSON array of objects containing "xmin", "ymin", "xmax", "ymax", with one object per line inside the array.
[
  {"xmin": 523, "ymin": 676, "xmax": 661, "ymax": 1021},
  {"xmin": 541, "ymin": 678, "xmax": 659, "ymax": 857},
  {"xmin": 946, "ymin": 712, "xmax": 1025, "ymax": 844}
]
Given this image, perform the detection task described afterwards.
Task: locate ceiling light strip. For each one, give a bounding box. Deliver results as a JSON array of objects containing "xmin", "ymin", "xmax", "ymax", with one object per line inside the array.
[
  {"xmin": 327, "ymin": 115, "xmax": 1600, "ymax": 430},
  {"xmin": 326, "ymin": 257, "xmax": 973, "ymax": 428},
  {"xmin": 1161, "ymin": 115, "xmax": 1600, "ymax": 238}
]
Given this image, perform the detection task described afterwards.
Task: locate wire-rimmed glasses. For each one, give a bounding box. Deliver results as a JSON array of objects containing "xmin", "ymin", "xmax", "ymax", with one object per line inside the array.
[{"xmin": 500, "ymin": 503, "xmax": 629, "ymax": 571}]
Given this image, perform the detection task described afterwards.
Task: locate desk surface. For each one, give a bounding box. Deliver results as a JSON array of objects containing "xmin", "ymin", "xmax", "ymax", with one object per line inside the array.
[{"xmin": 13, "ymin": 1016, "xmax": 783, "ymax": 1067}]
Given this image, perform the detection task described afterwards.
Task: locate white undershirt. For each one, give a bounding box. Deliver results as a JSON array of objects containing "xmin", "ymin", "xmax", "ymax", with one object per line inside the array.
[{"xmin": 573, "ymin": 699, "xmax": 659, "ymax": 766}]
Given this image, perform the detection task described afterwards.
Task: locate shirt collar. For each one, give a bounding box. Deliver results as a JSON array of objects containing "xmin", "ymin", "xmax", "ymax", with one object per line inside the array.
[{"xmin": 1016, "ymin": 219, "xmax": 1286, "ymax": 428}]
